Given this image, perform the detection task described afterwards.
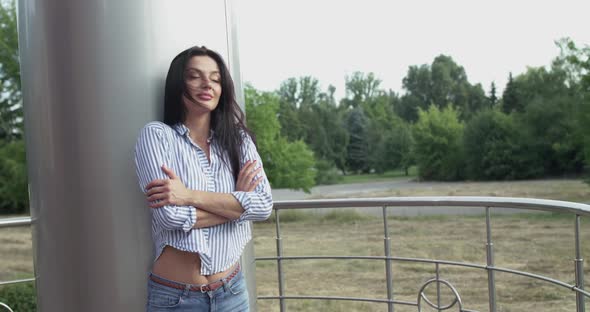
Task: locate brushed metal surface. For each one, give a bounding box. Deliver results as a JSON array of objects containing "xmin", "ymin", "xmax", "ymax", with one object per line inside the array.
[{"xmin": 17, "ymin": 1, "xmax": 253, "ymax": 310}]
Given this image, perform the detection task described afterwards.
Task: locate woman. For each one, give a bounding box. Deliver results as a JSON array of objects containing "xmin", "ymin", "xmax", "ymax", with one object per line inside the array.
[{"xmin": 134, "ymin": 46, "xmax": 273, "ymax": 311}]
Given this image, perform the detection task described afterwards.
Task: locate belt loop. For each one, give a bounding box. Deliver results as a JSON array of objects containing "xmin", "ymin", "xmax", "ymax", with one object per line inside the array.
[
  {"xmin": 184, "ymin": 284, "xmax": 191, "ymax": 296},
  {"xmin": 222, "ymin": 278, "xmax": 229, "ymax": 292},
  {"xmin": 221, "ymin": 272, "xmax": 230, "ymax": 292}
]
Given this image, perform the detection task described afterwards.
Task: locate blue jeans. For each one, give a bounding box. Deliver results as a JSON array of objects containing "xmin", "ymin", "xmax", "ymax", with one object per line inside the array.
[{"xmin": 146, "ymin": 269, "xmax": 249, "ymax": 312}]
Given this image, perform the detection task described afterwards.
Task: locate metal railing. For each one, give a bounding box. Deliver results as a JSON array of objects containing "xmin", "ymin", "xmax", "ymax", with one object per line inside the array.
[
  {"xmin": 0, "ymin": 216, "xmax": 34, "ymax": 312},
  {"xmin": 256, "ymin": 197, "xmax": 590, "ymax": 312},
  {"xmin": 1, "ymin": 197, "xmax": 588, "ymax": 311}
]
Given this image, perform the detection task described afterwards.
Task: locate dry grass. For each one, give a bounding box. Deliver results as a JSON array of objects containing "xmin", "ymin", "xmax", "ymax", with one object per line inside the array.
[
  {"xmin": 253, "ymin": 212, "xmax": 590, "ymax": 312},
  {"xmin": 0, "ymin": 227, "xmax": 33, "ymax": 282}
]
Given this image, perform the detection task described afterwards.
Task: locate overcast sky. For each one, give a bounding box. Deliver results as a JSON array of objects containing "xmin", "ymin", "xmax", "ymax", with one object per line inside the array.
[{"xmin": 236, "ymin": 0, "xmax": 590, "ymax": 101}]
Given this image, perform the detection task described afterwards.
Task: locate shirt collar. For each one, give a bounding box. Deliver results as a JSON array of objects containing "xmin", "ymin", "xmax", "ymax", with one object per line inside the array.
[{"xmin": 173, "ymin": 123, "xmax": 214, "ymax": 143}]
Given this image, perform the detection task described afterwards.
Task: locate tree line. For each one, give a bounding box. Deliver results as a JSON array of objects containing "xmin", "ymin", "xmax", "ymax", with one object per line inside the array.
[
  {"xmin": 246, "ymin": 38, "xmax": 590, "ymax": 191},
  {"xmin": 1, "ymin": 0, "xmax": 589, "ymax": 213},
  {"xmin": 0, "ymin": 1, "xmax": 27, "ymax": 214}
]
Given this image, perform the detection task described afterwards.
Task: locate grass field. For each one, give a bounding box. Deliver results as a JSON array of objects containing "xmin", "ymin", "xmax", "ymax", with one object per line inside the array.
[
  {"xmin": 1, "ymin": 178, "xmax": 589, "ymax": 311},
  {"xmin": 253, "ymin": 211, "xmax": 590, "ymax": 312}
]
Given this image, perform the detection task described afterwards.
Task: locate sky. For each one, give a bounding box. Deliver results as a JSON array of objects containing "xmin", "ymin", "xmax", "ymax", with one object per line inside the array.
[{"xmin": 235, "ymin": 0, "xmax": 590, "ymax": 101}]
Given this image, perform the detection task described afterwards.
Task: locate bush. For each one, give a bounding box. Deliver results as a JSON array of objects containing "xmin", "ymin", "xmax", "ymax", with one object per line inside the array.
[
  {"xmin": 314, "ymin": 159, "xmax": 343, "ymax": 185},
  {"xmin": 0, "ymin": 282, "xmax": 37, "ymax": 312},
  {"xmin": 412, "ymin": 105, "xmax": 465, "ymax": 180},
  {"xmin": 245, "ymin": 87, "xmax": 317, "ymax": 192},
  {"xmin": 464, "ymin": 109, "xmax": 535, "ymax": 180},
  {"xmin": 0, "ymin": 140, "xmax": 28, "ymax": 214}
]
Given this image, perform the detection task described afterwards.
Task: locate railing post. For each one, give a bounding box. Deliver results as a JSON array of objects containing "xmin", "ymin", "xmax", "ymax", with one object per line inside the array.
[
  {"xmin": 382, "ymin": 206, "xmax": 394, "ymax": 312},
  {"xmin": 275, "ymin": 210, "xmax": 286, "ymax": 312},
  {"xmin": 575, "ymin": 214, "xmax": 585, "ymax": 312},
  {"xmin": 486, "ymin": 207, "xmax": 497, "ymax": 312},
  {"xmin": 435, "ymin": 263, "xmax": 441, "ymax": 311}
]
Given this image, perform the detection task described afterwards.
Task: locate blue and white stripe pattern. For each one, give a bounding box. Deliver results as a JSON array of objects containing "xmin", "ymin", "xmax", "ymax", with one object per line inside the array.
[{"xmin": 134, "ymin": 121, "xmax": 273, "ymax": 275}]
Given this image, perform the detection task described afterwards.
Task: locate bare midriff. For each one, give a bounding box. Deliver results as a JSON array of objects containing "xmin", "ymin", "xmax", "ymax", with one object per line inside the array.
[{"xmin": 152, "ymin": 246, "xmax": 235, "ymax": 284}]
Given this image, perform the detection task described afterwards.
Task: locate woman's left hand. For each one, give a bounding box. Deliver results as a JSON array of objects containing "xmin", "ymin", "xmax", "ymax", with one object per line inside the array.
[{"xmin": 145, "ymin": 165, "xmax": 192, "ymax": 208}]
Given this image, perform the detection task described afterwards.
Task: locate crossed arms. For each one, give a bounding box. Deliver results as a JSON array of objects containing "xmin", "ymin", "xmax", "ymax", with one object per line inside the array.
[{"xmin": 134, "ymin": 123, "xmax": 273, "ymax": 232}]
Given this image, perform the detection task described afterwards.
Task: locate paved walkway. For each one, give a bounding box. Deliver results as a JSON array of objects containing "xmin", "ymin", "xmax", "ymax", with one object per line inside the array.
[
  {"xmin": 271, "ymin": 179, "xmax": 529, "ymax": 216},
  {"xmin": 272, "ymin": 178, "xmax": 426, "ymax": 201}
]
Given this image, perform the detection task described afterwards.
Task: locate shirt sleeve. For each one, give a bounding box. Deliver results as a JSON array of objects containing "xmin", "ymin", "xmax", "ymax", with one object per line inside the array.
[
  {"xmin": 231, "ymin": 133, "xmax": 273, "ymax": 224},
  {"xmin": 134, "ymin": 122, "xmax": 196, "ymax": 232}
]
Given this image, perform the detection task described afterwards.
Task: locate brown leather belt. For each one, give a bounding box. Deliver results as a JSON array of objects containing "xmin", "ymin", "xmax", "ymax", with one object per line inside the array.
[{"xmin": 150, "ymin": 264, "xmax": 240, "ymax": 293}]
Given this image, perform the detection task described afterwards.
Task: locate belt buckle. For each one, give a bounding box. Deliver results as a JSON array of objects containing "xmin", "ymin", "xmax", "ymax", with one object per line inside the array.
[{"xmin": 199, "ymin": 285, "xmax": 208, "ymax": 293}]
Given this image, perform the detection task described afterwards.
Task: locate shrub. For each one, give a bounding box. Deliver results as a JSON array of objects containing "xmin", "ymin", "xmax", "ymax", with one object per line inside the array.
[
  {"xmin": 412, "ymin": 105, "xmax": 465, "ymax": 180},
  {"xmin": 314, "ymin": 159, "xmax": 343, "ymax": 185},
  {"xmin": 0, "ymin": 140, "xmax": 29, "ymax": 214},
  {"xmin": 464, "ymin": 109, "xmax": 535, "ymax": 180},
  {"xmin": 0, "ymin": 282, "xmax": 37, "ymax": 312}
]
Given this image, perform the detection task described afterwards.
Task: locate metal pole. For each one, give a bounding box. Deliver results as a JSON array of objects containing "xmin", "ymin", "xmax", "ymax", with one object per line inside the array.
[
  {"xmin": 275, "ymin": 210, "xmax": 286, "ymax": 312},
  {"xmin": 436, "ymin": 263, "xmax": 441, "ymax": 311},
  {"xmin": 17, "ymin": 1, "xmax": 242, "ymax": 310},
  {"xmin": 224, "ymin": 0, "xmax": 259, "ymax": 309},
  {"xmin": 575, "ymin": 215, "xmax": 585, "ymax": 312},
  {"xmin": 383, "ymin": 206, "xmax": 394, "ymax": 312},
  {"xmin": 486, "ymin": 207, "xmax": 497, "ymax": 312}
]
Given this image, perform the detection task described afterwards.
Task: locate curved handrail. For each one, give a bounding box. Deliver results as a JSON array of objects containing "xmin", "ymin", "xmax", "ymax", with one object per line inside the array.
[
  {"xmin": 273, "ymin": 196, "xmax": 590, "ymax": 216},
  {"xmin": 0, "ymin": 302, "xmax": 14, "ymax": 312}
]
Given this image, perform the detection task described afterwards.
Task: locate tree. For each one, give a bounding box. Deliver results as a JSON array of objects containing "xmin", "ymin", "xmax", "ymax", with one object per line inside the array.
[
  {"xmin": 0, "ymin": 0, "xmax": 27, "ymax": 214},
  {"xmin": 430, "ymin": 55, "xmax": 467, "ymax": 108},
  {"xmin": 396, "ymin": 93, "xmax": 424, "ymax": 123},
  {"xmin": 0, "ymin": 0, "xmax": 22, "ymax": 140},
  {"xmin": 0, "ymin": 140, "xmax": 28, "ymax": 214},
  {"xmin": 399, "ymin": 65, "xmax": 431, "ymax": 122},
  {"xmin": 277, "ymin": 76, "xmax": 321, "ymax": 109},
  {"xmin": 277, "ymin": 76, "xmax": 323, "ymax": 142},
  {"xmin": 519, "ymin": 95, "xmax": 584, "ymax": 175},
  {"xmin": 307, "ymin": 99, "xmax": 349, "ymax": 174},
  {"xmin": 361, "ymin": 91, "xmax": 413, "ymax": 174},
  {"xmin": 553, "ymin": 39, "xmax": 590, "ymax": 183},
  {"xmin": 342, "ymin": 72, "xmax": 382, "ymax": 108},
  {"xmin": 464, "ymin": 109, "xmax": 541, "ymax": 180},
  {"xmin": 501, "ymin": 73, "xmax": 522, "ymax": 113},
  {"xmin": 345, "ymin": 107, "xmax": 370, "ymax": 173},
  {"xmin": 245, "ymin": 85, "xmax": 316, "ymax": 191},
  {"xmin": 400, "ymin": 55, "xmax": 487, "ymax": 122},
  {"xmin": 412, "ymin": 105, "xmax": 465, "ymax": 180},
  {"xmin": 367, "ymin": 115, "xmax": 413, "ymax": 174},
  {"xmin": 464, "ymin": 83, "xmax": 488, "ymax": 119},
  {"xmin": 489, "ymin": 82, "xmax": 498, "ymax": 106}
]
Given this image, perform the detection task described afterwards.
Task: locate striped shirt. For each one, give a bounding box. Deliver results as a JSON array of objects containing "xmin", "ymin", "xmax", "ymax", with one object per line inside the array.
[{"xmin": 134, "ymin": 121, "xmax": 273, "ymax": 275}]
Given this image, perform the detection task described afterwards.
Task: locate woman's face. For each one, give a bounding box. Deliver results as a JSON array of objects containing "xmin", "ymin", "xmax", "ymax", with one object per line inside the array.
[{"xmin": 183, "ymin": 55, "xmax": 222, "ymax": 115}]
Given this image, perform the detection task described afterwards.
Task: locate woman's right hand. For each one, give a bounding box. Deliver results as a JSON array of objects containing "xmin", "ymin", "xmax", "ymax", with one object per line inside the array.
[{"xmin": 236, "ymin": 160, "xmax": 263, "ymax": 192}]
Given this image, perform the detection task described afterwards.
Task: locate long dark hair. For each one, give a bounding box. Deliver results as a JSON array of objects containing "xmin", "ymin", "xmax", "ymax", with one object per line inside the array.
[{"xmin": 163, "ymin": 46, "xmax": 254, "ymax": 181}]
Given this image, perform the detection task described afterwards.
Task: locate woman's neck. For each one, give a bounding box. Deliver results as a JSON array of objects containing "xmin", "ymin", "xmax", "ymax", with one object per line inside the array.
[{"xmin": 183, "ymin": 113, "xmax": 211, "ymax": 147}]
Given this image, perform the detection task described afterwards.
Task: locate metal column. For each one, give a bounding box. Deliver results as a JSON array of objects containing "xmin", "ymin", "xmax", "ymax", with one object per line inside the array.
[
  {"xmin": 486, "ymin": 207, "xmax": 497, "ymax": 312},
  {"xmin": 16, "ymin": 0, "xmax": 255, "ymax": 311}
]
